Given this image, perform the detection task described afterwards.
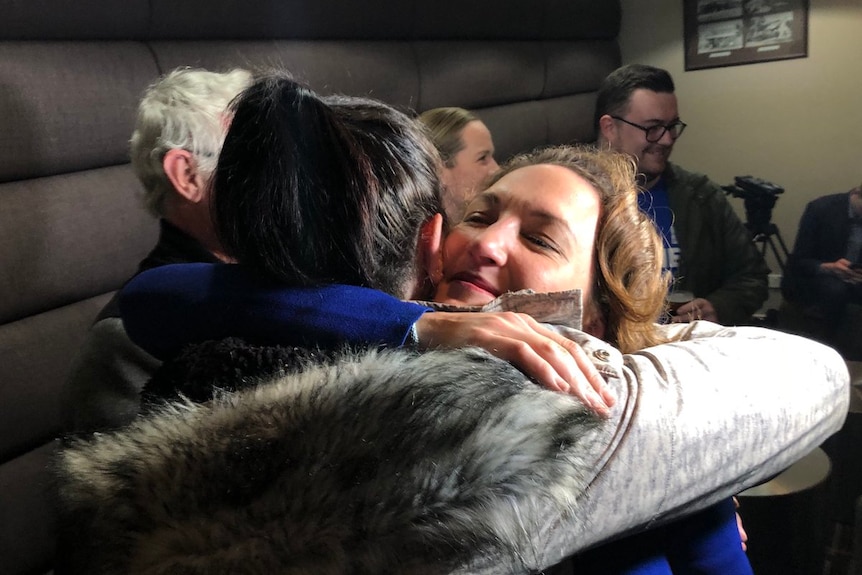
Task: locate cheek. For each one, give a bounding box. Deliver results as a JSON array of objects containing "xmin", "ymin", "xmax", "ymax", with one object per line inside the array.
[
  {"xmin": 469, "ymin": 164, "xmax": 489, "ymax": 186},
  {"xmin": 446, "ymin": 153, "xmax": 471, "ymax": 185},
  {"xmin": 440, "ymin": 231, "xmax": 471, "ymax": 275},
  {"xmin": 527, "ymin": 256, "xmax": 593, "ymax": 295},
  {"xmin": 620, "ymin": 136, "xmax": 643, "ymax": 157},
  {"xmin": 526, "ymin": 267, "xmax": 574, "ymax": 293},
  {"xmin": 441, "ymin": 166, "xmax": 457, "ymax": 190},
  {"xmin": 494, "ymin": 257, "xmax": 552, "ymax": 294},
  {"xmin": 611, "ymin": 132, "xmax": 641, "ymax": 158}
]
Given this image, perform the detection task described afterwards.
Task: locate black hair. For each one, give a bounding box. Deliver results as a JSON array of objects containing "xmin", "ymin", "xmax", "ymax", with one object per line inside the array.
[
  {"xmin": 212, "ymin": 74, "xmax": 443, "ymax": 298},
  {"xmin": 593, "ymin": 64, "xmax": 676, "ymax": 132}
]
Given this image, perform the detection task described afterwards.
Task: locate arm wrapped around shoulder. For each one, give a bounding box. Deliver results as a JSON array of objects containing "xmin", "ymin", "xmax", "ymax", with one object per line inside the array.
[
  {"xmin": 527, "ymin": 323, "xmax": 849, "ymax": 566},
  {"xmin": 615, "ymin": 323, "xmax": 845, "ymax": 526}
]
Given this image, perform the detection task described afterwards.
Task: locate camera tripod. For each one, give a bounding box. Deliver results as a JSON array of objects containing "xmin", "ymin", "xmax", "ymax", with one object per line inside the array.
[
  {"xmin": 724, "ymin": 176, "xmax": 790, "ymax": 272},
  {"xmin": 747, "ymin": 221, "xmax": 790, "ymax": 273}
]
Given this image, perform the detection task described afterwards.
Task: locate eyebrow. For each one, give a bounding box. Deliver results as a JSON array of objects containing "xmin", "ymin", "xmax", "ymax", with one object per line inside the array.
[
  {"xmin": 530, "ymin": 209, "xmax": 572, "ymax": 230},
  {"xmin": 470, "ymin": 191, "xmax": 499, "ymax": 209}
]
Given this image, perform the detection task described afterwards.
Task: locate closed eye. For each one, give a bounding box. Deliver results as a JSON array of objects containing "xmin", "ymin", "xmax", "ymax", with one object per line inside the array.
[
  {"xmin": 463, "ymin": 211, "xmax": 494, "ymax": 226},
  {"xmin": 524, "ymin": 233, "xmax": 561, "ymax": 254}
]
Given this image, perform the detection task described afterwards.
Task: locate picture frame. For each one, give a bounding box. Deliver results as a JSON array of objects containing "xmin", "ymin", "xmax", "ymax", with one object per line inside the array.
[{"xmin": 683, "ymin": 0, "xmax": 809, "ymax": 71}]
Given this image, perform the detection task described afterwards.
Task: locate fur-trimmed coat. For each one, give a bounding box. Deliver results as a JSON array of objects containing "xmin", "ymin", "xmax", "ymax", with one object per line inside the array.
[
  {"xmin": 56, "ymin": 322, "xmax": 850, "ymax": 574},
  {"xmin": 58, "ymin": 347, "xmax": 602, "ymax": 574}
]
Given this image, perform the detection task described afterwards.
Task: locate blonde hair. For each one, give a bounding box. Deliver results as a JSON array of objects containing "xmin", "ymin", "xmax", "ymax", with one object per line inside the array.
[
  {"xmin": 417, "ymin": 107, "xmax": 479, "ymax": 168},
  {"xmin": 130, "ymin": 67, "xmax": 253, "ymax": 217},
  {"xmin": 488, "ymin": 145, "xmax": 670, "ymax": 352}
]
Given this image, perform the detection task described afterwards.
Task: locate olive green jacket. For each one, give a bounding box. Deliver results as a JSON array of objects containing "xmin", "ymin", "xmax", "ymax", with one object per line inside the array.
[{"xmin": 663, "ymin": 163, "xmax": 770, "ymax": 325}]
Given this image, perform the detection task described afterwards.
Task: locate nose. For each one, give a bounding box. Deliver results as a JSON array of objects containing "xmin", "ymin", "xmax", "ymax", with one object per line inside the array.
[
  {"xmin": 467, "ymin": 220, "xmax": 512, "ymax": 267},
  {"xmin": 487, "ymin": 157, "xmax": 500, "ymax": 175}
]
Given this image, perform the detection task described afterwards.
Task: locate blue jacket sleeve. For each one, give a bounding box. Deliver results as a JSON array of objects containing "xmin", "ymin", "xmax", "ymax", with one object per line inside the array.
[{"xmin": 119, "ymin": 263, "xmax": 431, "ymax": 361}]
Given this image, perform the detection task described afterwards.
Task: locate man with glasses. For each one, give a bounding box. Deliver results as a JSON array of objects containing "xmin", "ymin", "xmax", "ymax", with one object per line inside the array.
[{"xmin": 595, "ymin": 64, "xmax": 768, "ymax": 326}]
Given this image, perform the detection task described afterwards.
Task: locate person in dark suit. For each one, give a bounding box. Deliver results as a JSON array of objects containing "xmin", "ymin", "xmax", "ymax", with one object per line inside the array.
[{"xmin": 782, "ymin": 185, "xmax": 862, "ymax": 334}]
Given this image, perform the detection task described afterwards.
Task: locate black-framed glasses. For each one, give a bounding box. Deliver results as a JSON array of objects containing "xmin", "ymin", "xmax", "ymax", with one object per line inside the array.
[{"xmin": 610, "ymin": 116, "xmax": 687, "ymax": 143}]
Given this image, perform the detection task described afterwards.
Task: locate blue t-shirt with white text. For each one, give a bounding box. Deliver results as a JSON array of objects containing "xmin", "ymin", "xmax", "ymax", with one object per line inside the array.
[{"xmin": 638, "ymin": 179, "xmax": 680, "ymax": 280}]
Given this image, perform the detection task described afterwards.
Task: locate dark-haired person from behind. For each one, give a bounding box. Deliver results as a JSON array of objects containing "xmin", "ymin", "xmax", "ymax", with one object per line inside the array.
[
  {"xmin": 126, "ymin": 77, "xmax": 611, "ymax": 404},
  {"xmin": 214, "ymin": 77, "xmax": 441, "ymax": 298}
]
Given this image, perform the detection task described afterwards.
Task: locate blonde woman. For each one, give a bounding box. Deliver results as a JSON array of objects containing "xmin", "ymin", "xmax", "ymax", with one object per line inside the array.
[{"xmin": 419, "ymin": 106, "xmax": 499, "ymax": 221}]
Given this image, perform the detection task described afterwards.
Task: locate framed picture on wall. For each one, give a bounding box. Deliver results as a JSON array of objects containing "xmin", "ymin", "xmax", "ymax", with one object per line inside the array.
[{"xmin": 683, "ymin": 0, "xmax": 809, "ymax": 70}]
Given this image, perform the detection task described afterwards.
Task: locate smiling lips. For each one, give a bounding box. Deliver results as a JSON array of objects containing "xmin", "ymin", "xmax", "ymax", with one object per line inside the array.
[{"xmin": 449, "ymin": 272, "xmax": 500, "ymax": 298}]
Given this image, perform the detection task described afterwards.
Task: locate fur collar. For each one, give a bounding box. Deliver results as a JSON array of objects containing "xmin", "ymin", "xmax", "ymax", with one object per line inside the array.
[{"xmin": 58, "ymin": 347, "xmax": 604, "ymax": 574}]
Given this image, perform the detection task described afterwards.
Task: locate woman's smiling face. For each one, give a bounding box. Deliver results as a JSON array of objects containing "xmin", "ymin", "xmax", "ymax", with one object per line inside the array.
[{"xmin": 434, "ymin": 163, "xmax": 600, "ymax": 307}]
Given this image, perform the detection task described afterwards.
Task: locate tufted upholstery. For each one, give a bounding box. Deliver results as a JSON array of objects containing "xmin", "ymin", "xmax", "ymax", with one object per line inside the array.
[{"xmin": 0, "ymin": 1, "xmax": 621, "ymax": 572}]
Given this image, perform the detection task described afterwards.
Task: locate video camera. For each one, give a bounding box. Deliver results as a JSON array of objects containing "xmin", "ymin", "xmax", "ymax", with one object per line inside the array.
[
  {"xmin": 723, "ymin": 175, "xmax": 784, "ymax": 235},
  {"xmin": 723, "ymin": 175, "xmax": 784, "ymax": 199}
]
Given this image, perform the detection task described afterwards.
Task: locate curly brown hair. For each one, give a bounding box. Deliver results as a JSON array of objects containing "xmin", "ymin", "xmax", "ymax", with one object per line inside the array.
[{"xmin": 487, "ymin": 145, "xmax": 670, "ymax": 352}]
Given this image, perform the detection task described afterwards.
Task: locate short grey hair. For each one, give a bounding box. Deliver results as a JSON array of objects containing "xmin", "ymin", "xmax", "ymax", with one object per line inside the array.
[{"xmin": 130, "ymin": 67, "xmax": 253, "ymax": 217}]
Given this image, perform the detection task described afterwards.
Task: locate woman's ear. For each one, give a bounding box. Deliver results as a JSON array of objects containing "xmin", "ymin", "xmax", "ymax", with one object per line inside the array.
[
  {"xmin": 163, "ymin": 149, "xmax": 204, "ymax": 203},
  {"xmin": 418, "ymin": 213, "xmax": 445, "ymax": 285}
]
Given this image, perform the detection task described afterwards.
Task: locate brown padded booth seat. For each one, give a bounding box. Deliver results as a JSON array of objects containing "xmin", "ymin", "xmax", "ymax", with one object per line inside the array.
[{"xmin": 0, "ymin": 1, "xmax": 621, "ymax": 572}]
